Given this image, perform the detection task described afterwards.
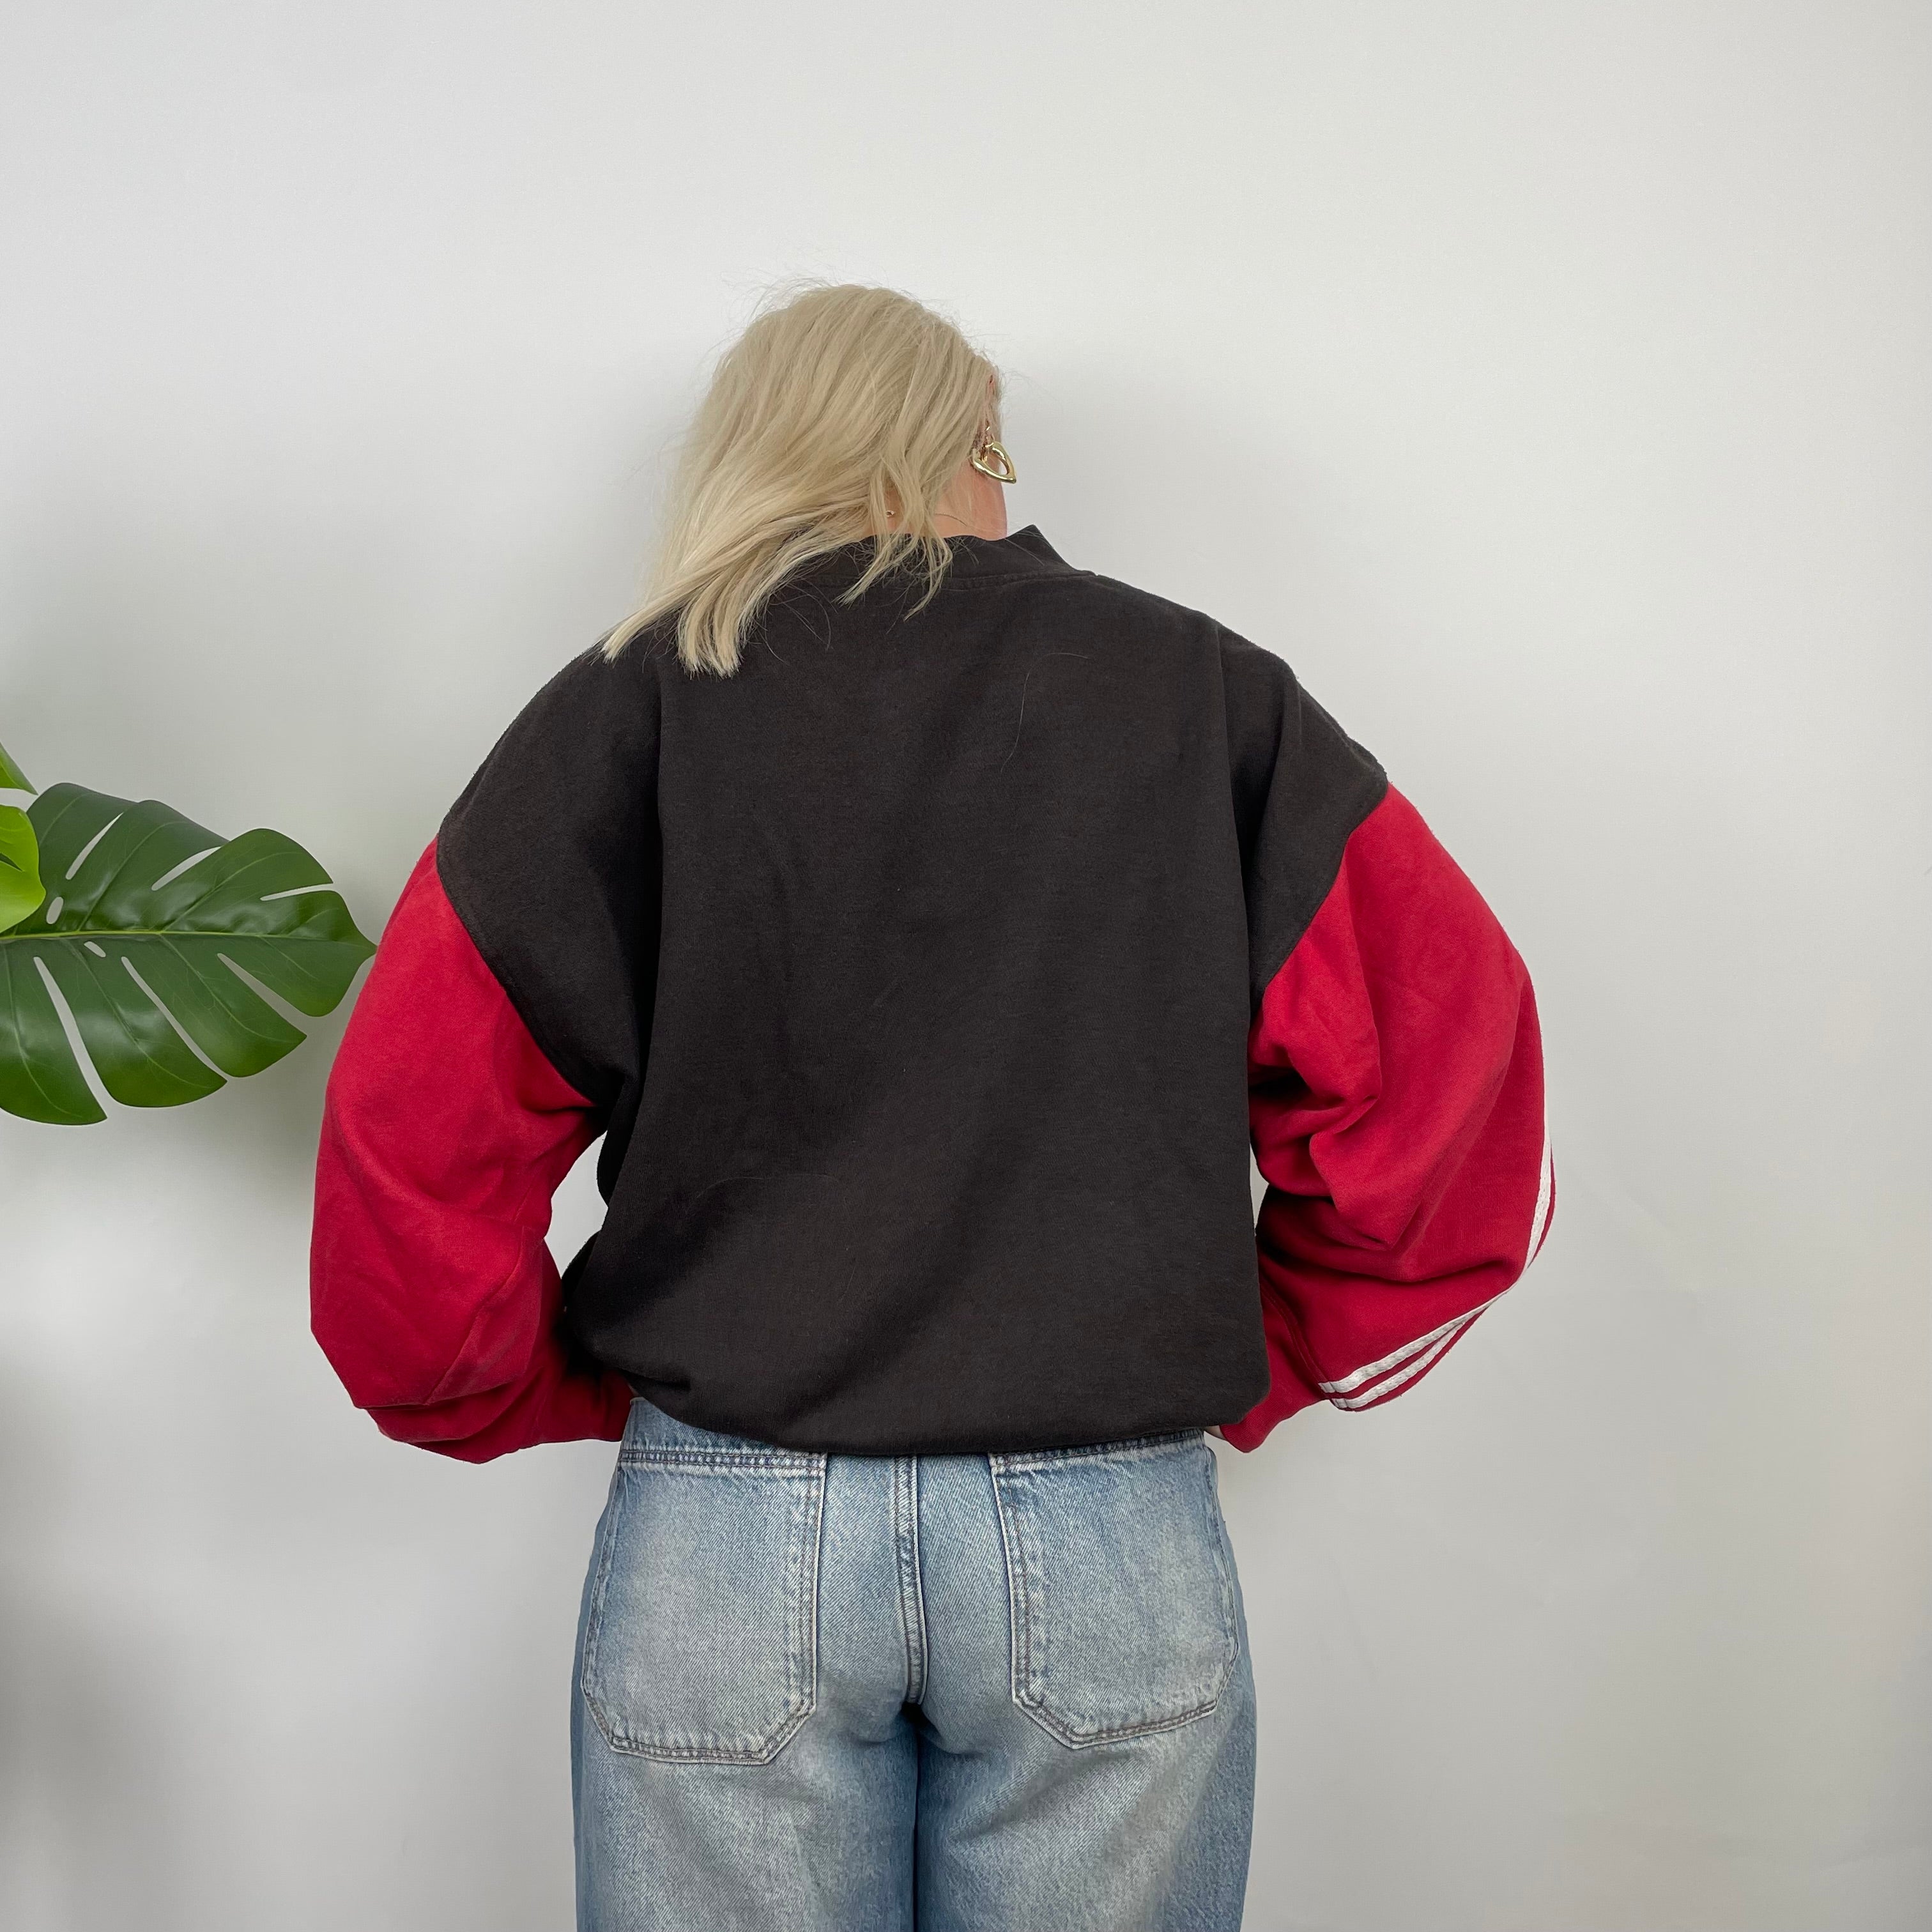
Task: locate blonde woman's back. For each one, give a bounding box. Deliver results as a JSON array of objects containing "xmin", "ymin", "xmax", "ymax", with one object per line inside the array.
[{"xmin": 307, "ymin": 285, "xmax": 1552, "ymax": 1932}]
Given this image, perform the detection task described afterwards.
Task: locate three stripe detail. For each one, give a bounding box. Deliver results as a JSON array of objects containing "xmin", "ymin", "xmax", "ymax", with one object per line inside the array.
[{"xmin": 1317, "ymin": 1134, "xmax": 1554, "ymax": 1412}]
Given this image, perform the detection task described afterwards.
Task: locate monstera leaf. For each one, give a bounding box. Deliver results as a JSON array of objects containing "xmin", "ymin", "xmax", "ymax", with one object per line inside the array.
[
  {"xmin": 0, "ymin": 804, "xmax": 42, "ymax": 933},
  {"xmin": 0, "ymin": 783, "xmax": 376, "ymax": 1124}
]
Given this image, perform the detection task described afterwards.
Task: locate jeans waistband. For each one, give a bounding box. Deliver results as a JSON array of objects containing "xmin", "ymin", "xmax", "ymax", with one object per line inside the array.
[{"xmin": 620, "ymin": 1392, "xmax": 1204, "ymax": 1465}]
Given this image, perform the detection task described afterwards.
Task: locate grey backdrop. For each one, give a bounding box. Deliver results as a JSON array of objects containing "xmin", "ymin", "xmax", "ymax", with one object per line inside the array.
[{"xmin": 1, "ymin": 4, "xmax": 1926, "ymax": 1928}]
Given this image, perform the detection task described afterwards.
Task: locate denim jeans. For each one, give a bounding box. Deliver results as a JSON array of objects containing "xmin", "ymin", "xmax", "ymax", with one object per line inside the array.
[{"xmin": 572, "ymin": 1396, "xmax": 1256, "ymax": 1931}]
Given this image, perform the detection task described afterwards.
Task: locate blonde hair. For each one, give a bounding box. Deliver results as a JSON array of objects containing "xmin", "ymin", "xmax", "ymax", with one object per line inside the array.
[{"xmin": 602, "ymin": 282, "xmax": 1004, "ymax": 677}]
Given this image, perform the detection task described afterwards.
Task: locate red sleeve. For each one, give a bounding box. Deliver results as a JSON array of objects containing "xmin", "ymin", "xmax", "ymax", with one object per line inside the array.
[
  {"xmin": 1220, "ymin": 786, "xmax": 1553, "ymax": 1452},
  {"xmin": 309, "ymin": 842, "xmax": 636, "ymax": 1462}
]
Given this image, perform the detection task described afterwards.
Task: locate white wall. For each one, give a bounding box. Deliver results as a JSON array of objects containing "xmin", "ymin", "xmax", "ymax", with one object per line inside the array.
[{"xmin": 1, "ymin": 4, "xmax": 1925, "ymax": 1927}]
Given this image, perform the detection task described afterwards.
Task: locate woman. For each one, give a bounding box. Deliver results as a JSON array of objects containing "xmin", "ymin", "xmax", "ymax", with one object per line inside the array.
[{"xmin": 310, "ymin": 282, "xmax": 1552, "ymax": 1931}]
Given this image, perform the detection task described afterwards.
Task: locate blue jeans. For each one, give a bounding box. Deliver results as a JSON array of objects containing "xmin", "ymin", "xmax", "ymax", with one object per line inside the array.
[{"xmin": 572, "ymin": 1396, "xmax": 1256, "ymax": 1931}]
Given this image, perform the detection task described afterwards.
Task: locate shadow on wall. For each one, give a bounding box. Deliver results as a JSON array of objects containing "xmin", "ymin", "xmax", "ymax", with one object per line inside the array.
[
  {"xmin": 999, "ymin": 360, "xmax": 1357, "ymax": 632},
  {"xmin": 0, "ymin": 1363, "xmax": 190, "ymax": 1926},
  {"xmin": 151, "ymin": 997, "xmax": 360, "ymax": 1192}
]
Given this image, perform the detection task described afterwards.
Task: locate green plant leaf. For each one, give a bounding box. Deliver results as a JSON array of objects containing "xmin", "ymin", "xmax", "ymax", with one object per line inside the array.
[
  {"xmin": 0, "ymin": 783, "xmax": 376, "ymax": 1124},
  {"xmin": 0, "ymin": 804, "xmax": 44, "ymax": 933},
  {"xmin": 0, "ymin": 738, "xmax": 29, "ymax": 792}
]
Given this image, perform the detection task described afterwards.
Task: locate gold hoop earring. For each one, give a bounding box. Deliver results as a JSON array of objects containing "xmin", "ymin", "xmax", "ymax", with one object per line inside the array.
[{"xmin": 970, "ymin": 438, "xmax": 1018, "ymax": 484}]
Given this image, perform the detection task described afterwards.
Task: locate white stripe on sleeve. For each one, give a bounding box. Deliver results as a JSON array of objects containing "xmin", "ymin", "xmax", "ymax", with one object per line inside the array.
[
  {"xmin": 1330, "ymin": 1314, "xmax": 1474, "ymax": 1410},
  {"xmin": 1317, "ymin": 1307, "xmax": 1476, "ymax": 1397},
  {"xmin": 1526, "ymin": 1131, "xmax": 1554, "ymax": 1264}
]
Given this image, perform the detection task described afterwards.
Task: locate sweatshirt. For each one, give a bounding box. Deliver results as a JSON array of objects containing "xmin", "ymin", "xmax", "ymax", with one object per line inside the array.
[{"xmin": 310, "ymin": 525, "xmax": 1552, "ymax": 1460}]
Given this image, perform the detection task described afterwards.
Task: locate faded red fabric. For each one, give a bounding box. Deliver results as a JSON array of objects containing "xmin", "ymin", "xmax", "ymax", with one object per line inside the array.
[
  {"xmin": 310, "ymin": 842, "xmax": 634, "ymax": 1462},
  {"xmin": 1222, "ymin": 788, "xmax": 1552, "ymax": 1452}
]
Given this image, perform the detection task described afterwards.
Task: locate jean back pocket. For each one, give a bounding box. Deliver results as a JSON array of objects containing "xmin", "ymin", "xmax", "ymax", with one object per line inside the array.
[
  {"xmin": 989, "ymin": 1431, "xmax": 1239, "ymax": 1748},
  {"xmin": 580, "ymin": 1434, "xmax": 826, "ymax": 1764}
]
